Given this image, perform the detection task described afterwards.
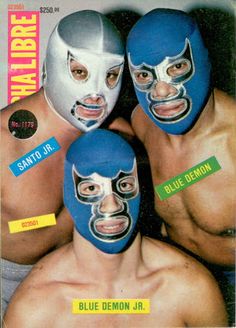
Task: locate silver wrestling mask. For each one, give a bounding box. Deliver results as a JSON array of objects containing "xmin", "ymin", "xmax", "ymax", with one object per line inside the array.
[{"xmin": 43, "ymin": 10, "xmax": 124, "ymax": 132}]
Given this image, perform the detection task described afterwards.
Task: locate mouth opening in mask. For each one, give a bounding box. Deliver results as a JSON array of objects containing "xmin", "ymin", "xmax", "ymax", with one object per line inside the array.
[
  {"xmin": 89, "ymin": 210, "xmax": 132, "ymax": 242},
  {"xmin": 94, "ymin": 216, "xmax": 129, "ymax": 236},
  {"xmin": 71, "ymin": 99, "xmax": 107, "ymax": 122},
  {"xmin": 150, "ymin": 97, "xmax": 191, "ymax": 123}
]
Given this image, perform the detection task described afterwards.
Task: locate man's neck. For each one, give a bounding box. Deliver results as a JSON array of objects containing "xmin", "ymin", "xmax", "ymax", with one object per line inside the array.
[{"xmin": 72, "ymin": 231, "xmax": 143, "ymax": 284}]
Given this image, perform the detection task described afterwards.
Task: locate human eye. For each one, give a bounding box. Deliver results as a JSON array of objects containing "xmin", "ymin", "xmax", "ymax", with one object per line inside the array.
[
  {"xmin": 133, "ymin": 70, "xmax": 153, "ymax": 85},
  {"xmin": 70, "ymin": 59, "xmax": 88, "ymax": 81},
  {"xmin": 167, "ymin": 59, "xmax": 191, "ymax": 77},
  {"xmin": 106, "ymin": 66, "xmax": 122, "ymax": 88},
  {"xmin": 118, "ymin": 177, "xmax": 136, "ymax": 193},
  {"xmin": 219, "ymin": 228, "xmax": 236, "ymax": 237},
  {"xmin": 79, "ymin": 181, "xmax": 101, "ymax": 196}
]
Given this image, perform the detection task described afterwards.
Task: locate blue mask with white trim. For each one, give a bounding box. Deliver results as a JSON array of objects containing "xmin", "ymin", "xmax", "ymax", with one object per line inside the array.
[
  {"xmin": 64, "ymin": 129, "xmax": 140, "ymax": 254},
  {"xmin": 127, "ymin": 8, "xmax": 211, "ymax": 135}
]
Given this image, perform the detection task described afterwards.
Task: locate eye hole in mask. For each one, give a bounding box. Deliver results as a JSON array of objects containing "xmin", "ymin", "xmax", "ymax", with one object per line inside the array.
[
  {"xmin": 129, "ymin": 39, "xmax": 194, "ymax": 91},
  {"xmin": 106, "ymin": 63, "xmax": 124, "ymax": 89},
  {"xmin": 78, "ymin": 180, "xmax": 102, "ymax": 197},
  {"xmin": 70, "ymin": 59, "xmax": 89, "ymax": 82},
  {"xmin": 133, "ymin": 69, "xmax": 154, "ymax": 88},
  {"xmin": 132, "ymin": 58, "xmax": 192, "ymax": 87},
  {"xmin": 77, "ymin": 175, "xmax": 137, "ymax": 200},
  {"xmin": 166, "ymin": 59, "xmax": 191, "ymax": 80},
  {"xmin": 116, "ymin": 176, "xmax": 137, "ymax": 194},
  {"xmin": 68, "ymin": 52, "xmax": 89, "ymax": 83}
]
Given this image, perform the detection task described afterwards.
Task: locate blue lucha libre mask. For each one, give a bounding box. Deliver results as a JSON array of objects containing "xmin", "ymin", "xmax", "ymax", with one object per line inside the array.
[
  {"xmin": 127, "ymin": 9, "xmax": 211, "ymax": 135},
  {"xmin": 64, "ymin": 129, "xmax": 140, "ymax": 254}
]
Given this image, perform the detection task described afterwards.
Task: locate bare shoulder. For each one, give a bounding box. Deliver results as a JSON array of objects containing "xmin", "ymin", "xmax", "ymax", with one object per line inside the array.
[
  {"xmin": 142, "ymin": 236, "xmax": 221, "ymax": 286},
  {"xmin": 214, "ymin": 89, "xmax": 236, "ymax": 162},
  {"xmin": 1, "ymin": 110, "xmax": 22, "ymax": 175},
  {"xmin": 1, "ymin": 90, "xmax": 43, "ymax": 120},
  {"xmin": 4, "ymin": 244, "xmax": 73, "ymax": 326},
  {"xmin": 140, "ymin": 237, "xmax": 225, "ymax": 295},
  {"xmin": 1, "ymin": 91, "xmax": 43, "ymax": 155},
  {"xmin": 214, "ymin": 88, "xmax": 236, "ymax": 116},
  {"xmin": 131, "ymin": 104, "xmax": 151, "ymax": 141},
  {"xmin": 1, "ymin": 97, "xmax": 36, "ymax": 180},
  {"xmin": 10, "ymin": 243, "xmax": 72, "ymax": 288},
  {"xmin": 4, "ymin": 278, "xmax": 53, "ymax": 328},
  {"xmin": 29, "ymin": 242, "xmax": 73, "ymax": 281},
  {"xmin": 141, "ymin": 236, "xmax": 208, "ymax": 274},
  {"xmin": 142, "ymin": 237, "xmax": 228, "ymax": 326}
]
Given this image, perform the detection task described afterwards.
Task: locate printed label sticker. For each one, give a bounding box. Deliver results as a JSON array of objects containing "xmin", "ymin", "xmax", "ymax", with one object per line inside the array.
[
  {"xmin": 72, "ymin": 299, "xmax": 150, "ymax": 314},
  {"xmin": 155, "ymin": 156, "xmax": 221, "ymax": 200},
  {"xmin": 8, "ymin": 213, "xmax": 56, "ymax": 233},
  {"xmin": 9, "ymin": 137, "xmax": 61, "ymax": 177}
]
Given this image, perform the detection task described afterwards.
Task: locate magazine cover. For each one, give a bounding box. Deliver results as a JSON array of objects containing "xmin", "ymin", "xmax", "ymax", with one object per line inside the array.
[{"xmin": 1, "ymin": 0, "xmax": 235, "ymax": 327}]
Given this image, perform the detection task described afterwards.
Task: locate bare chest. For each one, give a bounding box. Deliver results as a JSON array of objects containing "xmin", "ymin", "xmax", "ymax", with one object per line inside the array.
[
  {"xmin": 145, "ymin": 131, "xmax": 236, "ymax": 234},
  {"xmin": 51, "ymin": 312, "xmax": 183, "ymax": 328},
  {"xmin": 45, "ymin": 285, "xmax": 184, "ymax": 328}
]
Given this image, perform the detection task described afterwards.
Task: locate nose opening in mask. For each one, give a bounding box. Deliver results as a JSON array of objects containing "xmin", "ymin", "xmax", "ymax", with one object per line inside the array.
[{"xmin": 151, "ymin": 81, "xmax": 179, "ymax": 101}]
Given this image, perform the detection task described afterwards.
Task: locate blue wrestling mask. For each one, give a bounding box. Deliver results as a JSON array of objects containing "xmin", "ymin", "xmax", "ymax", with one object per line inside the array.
[
  {"xmin": 64, "ymin": 129, "xmax": 140, "ymax": 254},
  {"xmin": 127, "ymin": 8, "xmax": 211, "ymax": 135}
]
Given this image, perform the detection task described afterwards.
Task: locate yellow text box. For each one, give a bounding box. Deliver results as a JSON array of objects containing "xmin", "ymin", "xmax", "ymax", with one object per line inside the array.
[
  {"xmin": 72, "ymin": 299, "xmax": 150, "ymax": 314},
  {"xmin": 8, "ymin": 213, "xmax": 56, "ymax": 233}
]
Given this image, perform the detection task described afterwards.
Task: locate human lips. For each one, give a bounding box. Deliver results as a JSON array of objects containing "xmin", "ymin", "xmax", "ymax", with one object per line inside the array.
[
  {"xmin": 153, "ymin": 99, "xmax": 186, "ymax": 118},
  {"xmin": 75, "ymin": 104, "xmax": 105, "ymax": 120},
  {"xmin": 95, "ymin": 217, "xmax": 129, "ymax": 236}
]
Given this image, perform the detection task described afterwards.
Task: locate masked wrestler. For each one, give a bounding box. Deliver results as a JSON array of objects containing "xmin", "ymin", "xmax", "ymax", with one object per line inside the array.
[
  {"xmin": 127, "ymin": 7, "xmax": 236, "ymax": 323},
  {"xmin": 1, "ymin": 10, "xmax": 133, "ymax": 314},
  {"xmin": 4, "ymin": 129, "xmax": 227, "ymax": 327}
]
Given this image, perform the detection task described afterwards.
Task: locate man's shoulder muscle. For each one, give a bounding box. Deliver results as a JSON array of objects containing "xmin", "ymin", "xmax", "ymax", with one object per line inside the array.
[
  {"xmin": 147, "ymin": 239, "xmax": 227, "ymax": 326},
  {"xmin": 4, "ymin": 281, "xmax": 51, "ymax": 327},
  {"xmin": 131, "ymin": 104, "xmax": 151, "ymax": 141},
  {"xmin": 143, "ymin": 237, "xmax": 221, "ymax": 288},
  {"xmin": 142, "ymin": 238, "xmax": 227, "ymax": 325}
]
